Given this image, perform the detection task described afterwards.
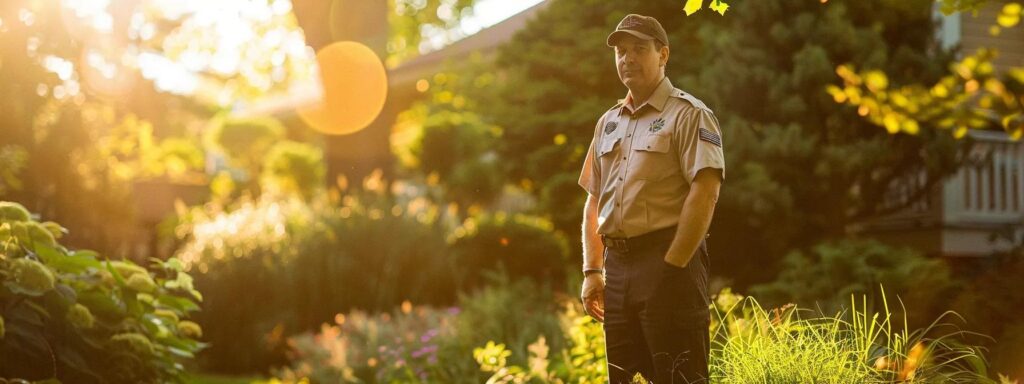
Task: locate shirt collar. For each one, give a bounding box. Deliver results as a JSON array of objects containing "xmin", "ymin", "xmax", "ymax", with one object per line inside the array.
[{"xmin": 619, "ymin": 76, "xmax": 673, "ymax": 115}]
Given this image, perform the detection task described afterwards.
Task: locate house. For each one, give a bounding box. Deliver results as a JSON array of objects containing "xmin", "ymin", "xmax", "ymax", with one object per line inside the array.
[{"xmin": 856, "ymin": 0, "xmax": 1024, "ymax": 257}]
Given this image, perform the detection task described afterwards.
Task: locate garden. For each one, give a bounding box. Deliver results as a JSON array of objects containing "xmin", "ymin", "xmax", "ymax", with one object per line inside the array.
[{"xmin": 1, "ymin": 0, "xmax": 1023, "ymax": 383}]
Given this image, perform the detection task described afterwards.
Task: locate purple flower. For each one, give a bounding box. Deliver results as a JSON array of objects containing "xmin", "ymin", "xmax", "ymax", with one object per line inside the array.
[{"xmin": 446, "ymin": 306, "xmax": 461, "ymax": 315}]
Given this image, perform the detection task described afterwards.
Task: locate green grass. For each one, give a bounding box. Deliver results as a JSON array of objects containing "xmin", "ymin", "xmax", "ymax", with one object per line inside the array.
[{"xmin": 709, "ymin": 288, "xmax": 992, "ymax": 383}]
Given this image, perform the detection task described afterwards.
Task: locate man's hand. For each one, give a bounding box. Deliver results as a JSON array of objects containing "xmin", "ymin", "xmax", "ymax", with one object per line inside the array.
[{"xmin": 581, "ymin": 273, "xmax": 605, "ymax": 322}]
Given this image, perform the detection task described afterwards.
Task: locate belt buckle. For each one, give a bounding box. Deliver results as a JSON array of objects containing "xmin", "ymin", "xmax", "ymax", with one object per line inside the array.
[{"xmin": 603, "ymin": 236, "xmax": 629, "ymax": 253}]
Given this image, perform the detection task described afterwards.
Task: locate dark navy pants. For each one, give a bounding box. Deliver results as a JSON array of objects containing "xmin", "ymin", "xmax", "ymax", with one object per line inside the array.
[{"xmin": 602, "ymin": 230, "xmax": 711, "ymax": 384}]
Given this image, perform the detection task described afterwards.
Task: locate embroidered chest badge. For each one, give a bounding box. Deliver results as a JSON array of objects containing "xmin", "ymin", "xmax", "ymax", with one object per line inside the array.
[
  {"xmin": 604, "ymin": 121, "xmax": 618, "ymax": 135},
  {"xmin": 648, "ymin": 118, "xmax": 666, "ymax": 133}
]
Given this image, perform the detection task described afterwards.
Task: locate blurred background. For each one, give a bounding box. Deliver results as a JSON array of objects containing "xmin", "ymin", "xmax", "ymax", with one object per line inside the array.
[{"xmin": 1, "ymin": 0, "xmax": 1023, "ymax": 382}]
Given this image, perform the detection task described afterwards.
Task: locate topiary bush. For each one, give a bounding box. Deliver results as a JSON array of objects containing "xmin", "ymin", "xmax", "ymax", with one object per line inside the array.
[{"xmin": 0, "ymin": 201, "xmax": 204, "ymax": 383}]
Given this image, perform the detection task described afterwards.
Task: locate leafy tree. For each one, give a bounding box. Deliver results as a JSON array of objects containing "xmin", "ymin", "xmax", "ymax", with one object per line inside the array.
[
  {"xmin": 750, "ymin": 239, "xmax": 954, "ymax": 323},
  {"xmin": 692, "ymin": 0, "xmax": 967, "ymax": 285}
]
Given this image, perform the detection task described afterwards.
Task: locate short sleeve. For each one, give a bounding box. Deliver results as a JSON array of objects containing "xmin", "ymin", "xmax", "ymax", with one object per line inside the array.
[
  {"xmin": 578, "ymin": 119, "xmax": 604, "ymax": 196},
  {"xmin": 677, "ymin": 108, "xmax": 725, "ymax": 183}
]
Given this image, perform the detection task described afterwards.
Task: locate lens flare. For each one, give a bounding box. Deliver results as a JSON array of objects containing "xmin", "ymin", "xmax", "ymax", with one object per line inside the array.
[{"xmin": 297, "ymin": 41, "xmax": 387, "ymax": 135}]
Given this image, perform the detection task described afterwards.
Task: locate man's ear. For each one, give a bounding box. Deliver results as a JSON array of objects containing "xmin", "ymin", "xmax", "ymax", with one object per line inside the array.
[{"xmin": 660, "ymin": 46, "xmax": 670, "ymax": 67}]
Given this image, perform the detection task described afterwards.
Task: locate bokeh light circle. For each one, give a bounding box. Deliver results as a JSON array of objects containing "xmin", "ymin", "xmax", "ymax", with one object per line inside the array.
[{"xmin": 298, "ymin": 41, "xmax": 388, "ymax": 135}]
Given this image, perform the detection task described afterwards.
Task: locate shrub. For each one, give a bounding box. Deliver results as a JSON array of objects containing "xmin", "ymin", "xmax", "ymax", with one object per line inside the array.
[
  {"xmin": 949, "ymin": 255, "xmax": 1024, "ymax": 380},
  {"xmin": 449, "ymin": 212, "xmax": 570, "ymax": 290},
  {"xmin": 205, "ymin": 116, "xmax": 285, "ymax": 173},
  {"xmin": 751, "ymin": 238, "xmax": 954, "ymax": 323},
  {"xmin": 0, "ymin": 201, "xmax": 204, "ymax": 383},
  {"xmin": 176, "ymin": 192, "xmax": 457, "ymax": 373},
  {"xmin": 267, "ymin": 274, "xmax": 565, "ymax": 384},
  {"xmin": 259, "ymin": 141, "xmax": 325, "ymax": 200}
]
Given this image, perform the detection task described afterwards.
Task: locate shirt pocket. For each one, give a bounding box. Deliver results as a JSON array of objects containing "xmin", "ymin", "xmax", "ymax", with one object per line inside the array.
[
  {"xmin": 599, "ymin": 135, "xmax": 621, "ymax": 157},
  {"xmin": 631, "ymin": 134, "xmax": 677, "ymax": 180}
]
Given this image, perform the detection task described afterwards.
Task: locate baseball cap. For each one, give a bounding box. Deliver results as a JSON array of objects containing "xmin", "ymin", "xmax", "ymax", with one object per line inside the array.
[{"xmin": 606, "ymin": 14, "xmax": 669, "ymax": 48}]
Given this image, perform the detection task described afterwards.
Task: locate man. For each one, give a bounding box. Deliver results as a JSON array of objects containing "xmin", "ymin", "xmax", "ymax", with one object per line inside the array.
[{"xmin": 577, "ymin": 14, "xmax": 725, "ymax": 384}]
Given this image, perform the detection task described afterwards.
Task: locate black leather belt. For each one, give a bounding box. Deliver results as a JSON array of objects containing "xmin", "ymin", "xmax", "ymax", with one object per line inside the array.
[{"xmin": 600, "ymin": 226, "xmax": 678, "ymax": 253}]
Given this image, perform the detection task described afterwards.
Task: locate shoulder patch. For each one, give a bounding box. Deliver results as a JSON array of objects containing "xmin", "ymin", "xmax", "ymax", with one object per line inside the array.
[
  {"xmin": 604, "ymin": 121, "xmax": 619, "ymax": 135},
  {"xmin": 699, "ymin": 127, "xmax": 722, "ymax": 147}
]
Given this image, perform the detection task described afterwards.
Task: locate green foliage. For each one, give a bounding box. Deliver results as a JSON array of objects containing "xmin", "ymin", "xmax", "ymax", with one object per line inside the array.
[
  {"xmin": 0, "ymin": 145, "xmax": 27, "ymax": 195},
  {"xmin": 0, "ymin": 201, "xmax": 204, "ymax": 383},
  {"xmin": 830, "ymin": 3, "xmax": 1024, "ymax": 138},
  {"xmin": 176, "ymin": 190, "xmax": 457, "ymax": 372},
  {"xmin": 691, "ymin": 0, "xmax": 965, "ymax": 285},
  {"xmin": 449, "ymin": 212, "xmax": 570, "ymax": 290},
  {"xmin": 751, "ymin": 239, "xmax": 954, "ymax": 322},
  {"xmin": 259, "ymin": 141, "xmax": 326, "ymax": 200},
  {"xmin": 709, "ymin": 289, "xmax": 991, "ymax": 383},
  {"xmin": 267, "ymin": 275, "xmax": 563, "ymax": 383},
  {"xmin": 949, "ymin": 255, "xmax": 1024, "ymax": 379},
  {"xmin": 473, "ymin": 298, "xmax": 608, "ymax": 384},
  {"xmin": 453, "ymin": 274, "xmax": 565, "ymax": 372},
  {"xmin": 206, "ymin": 116, "xmax": 286, "ymax": 175},
  {"xmin": 391, "ymin": 66, "xmax": 504, "ymax": 210}
]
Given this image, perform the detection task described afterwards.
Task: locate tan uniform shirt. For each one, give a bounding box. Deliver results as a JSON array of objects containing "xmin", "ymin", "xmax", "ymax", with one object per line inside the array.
[{"xmin": 578, "ymin": 77, "xmax": 725, "ymax": 238}]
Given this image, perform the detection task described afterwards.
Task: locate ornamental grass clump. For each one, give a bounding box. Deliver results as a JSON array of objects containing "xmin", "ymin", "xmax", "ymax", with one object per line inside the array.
[{"xmin": 709, "ymin": 288, "xmax": 991, "ymax": 383}]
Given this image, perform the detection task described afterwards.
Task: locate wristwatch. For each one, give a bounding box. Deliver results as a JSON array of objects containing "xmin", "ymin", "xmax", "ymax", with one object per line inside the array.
[{"xmin": 583, "ymin": 268, "xmax": 603, "ymax": 277}]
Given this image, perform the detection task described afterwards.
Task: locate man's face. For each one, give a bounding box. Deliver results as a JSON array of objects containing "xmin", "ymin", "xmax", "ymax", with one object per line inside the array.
[{"xmin": 613, "ymin": 36, "xmax": 667, "ymax": 92}]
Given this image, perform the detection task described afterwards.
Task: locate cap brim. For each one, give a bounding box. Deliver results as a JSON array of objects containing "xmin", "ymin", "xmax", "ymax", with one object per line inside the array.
[{"xmin": 606, "ymin": 30, "xmax": 656, "ymax": 47}]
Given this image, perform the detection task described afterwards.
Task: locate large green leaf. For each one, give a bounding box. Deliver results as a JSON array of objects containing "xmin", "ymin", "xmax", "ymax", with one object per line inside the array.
[{"xmin": 35, "ymin": 247, "xmax": 102, "ymax": 274}]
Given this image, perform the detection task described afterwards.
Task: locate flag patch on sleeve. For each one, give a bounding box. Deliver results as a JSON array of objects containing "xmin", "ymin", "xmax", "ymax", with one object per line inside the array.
[{"xmin": 699, "ymin": 128, "xmax": 722, "ymax": 147}]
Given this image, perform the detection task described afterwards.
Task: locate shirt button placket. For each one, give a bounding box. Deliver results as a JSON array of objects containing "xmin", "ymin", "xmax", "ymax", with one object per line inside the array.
[{"xmin": 617, "ymin": 114, "xmax": 634, "ymax": 228}]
